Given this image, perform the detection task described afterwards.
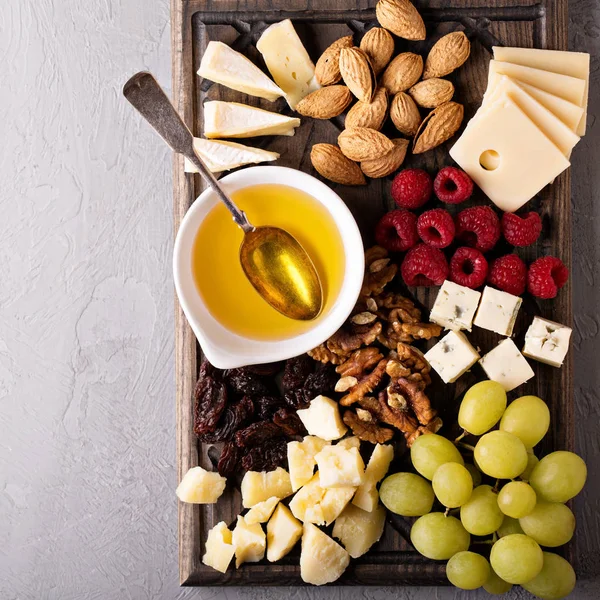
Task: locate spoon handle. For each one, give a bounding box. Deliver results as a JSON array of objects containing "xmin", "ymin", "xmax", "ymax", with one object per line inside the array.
[{"xmin": 123, "ymin": 72, "xmax": 253, "ymax": 232}]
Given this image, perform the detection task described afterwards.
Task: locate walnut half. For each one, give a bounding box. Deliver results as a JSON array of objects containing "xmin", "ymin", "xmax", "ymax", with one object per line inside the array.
[{"xmin": 343, "ymin": 410, "xmax": 394, "ymax": 444}]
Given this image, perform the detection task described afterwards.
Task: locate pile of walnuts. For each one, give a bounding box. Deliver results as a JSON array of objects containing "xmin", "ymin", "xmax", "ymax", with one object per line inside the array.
[{"xmin": 309, "ymin": 246, "xmax": 443, "ymax": 446}]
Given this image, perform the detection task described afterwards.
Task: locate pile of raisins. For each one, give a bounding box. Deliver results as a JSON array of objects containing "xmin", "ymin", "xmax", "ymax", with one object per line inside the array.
[{"xmin": 193, "ymin": 356, "xmax": 336, "ymax": 476}]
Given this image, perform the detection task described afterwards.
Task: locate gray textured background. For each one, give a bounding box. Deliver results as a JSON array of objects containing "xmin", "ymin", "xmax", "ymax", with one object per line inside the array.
[{"xmin": 1, "ymin": 0, "xmax": 598, "ymax": 598}]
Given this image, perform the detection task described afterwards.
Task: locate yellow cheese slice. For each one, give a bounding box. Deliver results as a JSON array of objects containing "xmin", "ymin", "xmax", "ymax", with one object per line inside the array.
[
  {"xmin": 184, "ymin": 138, "xmax": 279, "ymax": 173},
  {"xmin": 449, "ymin": 96, "xmax": 570, "ymax": 212},
  {"xmin": 493, "ymin": 47, "xmax": 590, "ymax": 135},
  {"xmin": 198, "ymin": 41, "xmax": 285, "ymax": 102},
  {"xmin": 203, "ymin": 101, "xmax": 300, "ymax": 138},
  {"xmin": 488, "ymin": 60, "xmax": 586, "ymax": 107},
  {"xmin": 256, "ymin": 19, "xmax": 320, "ymax": 109}
]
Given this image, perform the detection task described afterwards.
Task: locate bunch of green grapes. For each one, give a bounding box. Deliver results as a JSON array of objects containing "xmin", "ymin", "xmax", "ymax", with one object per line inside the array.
[{"xmin": 378, "ymin": 381, "xmax": 587, "ymax": 598}]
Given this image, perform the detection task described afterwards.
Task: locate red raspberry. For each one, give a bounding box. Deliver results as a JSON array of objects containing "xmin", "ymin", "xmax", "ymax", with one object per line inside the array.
[
  {"xmin": 417, "ymin": 209, "xmax": 455, "ymax": 248},
  {"xmin": 401, "ymin": 243, "xmax": 449, "ymax": 287},
  {"xmin": 375, "ymin": 210, "xmax": 419, "ymax": 252},
  {"xmin": 434, "ymin": 166, "xmax": 474, "ymax": 204},
  {"xmin": 528, "ymin": 256, "xmax": 569, "ymax": 299},
  {"xmin": 391, "ymin": 168, "xmax": 433, "ymax": 210},
  {"xmin": 502, "ymin": 211, "xmax": 543, "ymax": 247},
  {"xmin": 449, "ymin": 247, "xmax": 488, "ymax": 289},
  {"xmin": 488, "ymin": 254, "xmax": 528, "ymax": 296},
  {"xmin": 455, "ymin": 206, "xmax": 501, "ymax": 252}
]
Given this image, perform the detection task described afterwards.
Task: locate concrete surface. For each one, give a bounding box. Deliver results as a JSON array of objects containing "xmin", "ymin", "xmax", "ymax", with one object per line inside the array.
[{"xmin": 0, "ymin": 0, "xmax": 598, "ymax": 598}]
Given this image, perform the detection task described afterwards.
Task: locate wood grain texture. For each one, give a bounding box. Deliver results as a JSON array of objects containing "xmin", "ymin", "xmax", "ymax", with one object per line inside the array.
[{"xmin": 171, "ymin": 0, "xmax": 573, "ymax": 586}]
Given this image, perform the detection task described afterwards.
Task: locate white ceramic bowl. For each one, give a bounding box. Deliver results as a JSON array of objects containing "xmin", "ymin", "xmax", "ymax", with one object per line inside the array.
[{"xmin": 173, "ymin": 166, "xmax": 364, "ymax": 369}]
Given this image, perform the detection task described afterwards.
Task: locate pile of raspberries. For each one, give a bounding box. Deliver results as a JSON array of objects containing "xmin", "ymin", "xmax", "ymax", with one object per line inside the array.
[{"xmin": 375, "ymin": 167, "xmax": 568, "ymax": 300}]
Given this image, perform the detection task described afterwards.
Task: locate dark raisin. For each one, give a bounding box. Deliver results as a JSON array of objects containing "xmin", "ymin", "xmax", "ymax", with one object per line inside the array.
[
  {"xmin": 273, "ymin": 407, "xmax": 307, "ymax": 437},
  {"xmin": 242, "ymin": 438, "xmax": 288, "ymax": 472},
  {"xmin": 255, "ymin": 395, "xmax": 287, "ymax": 420},
  {"xmin": 199, "ymin": 357, "xmax": 224, "ymax": 382},
  {"xmin": 225, "ymin": 368, "xmax": 272, "ymax": 396},
  {"xmin": 284, "ymin": 388, "xmax": 311, "ymax": 410},
  {"xmin": 303, "ymin": 364, "xmax": 338, "ymax": 399},
  {"xmin": 199, "ymin": 396, "xmax": 254, "ymax": 443},
  {"xmin": 193, "ymin": 376, "xmax": 228, "ymax": 436},
  {"xmin": 246, "ymin": 362, "xmax": 285, "ymax": 377},
  {"xmin": 218, "ymin": 441, "xmax": 241, "ymax": 477},
  {"xmin": 235, "ymin": 421, "xmax": 284, "ymax": 447},
  {"xmin": 282, "ymin": 354, "xmax": 315, "ymax": 391}
]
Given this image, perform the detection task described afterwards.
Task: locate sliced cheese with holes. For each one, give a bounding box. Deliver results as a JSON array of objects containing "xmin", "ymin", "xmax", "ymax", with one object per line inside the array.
[
  {"xmin": 198, "ymin": 41, "xmax": 285, "ymax": 101},
  {"xmin": 204, "ymin": 101, "xmax": 300, "ymax": 138},
  {"xmin": 485, "ymin": 72, "xmax": 584, "ymax": 133},
  {"xmin": 482, "ymin": 75, "xmax": 580, "ymax": 155},
  {"xmin": 488, "ymin": 60, "xmax": 586, "ymax": 107},
  {"xmin": 184, "ymin": 138, "xmax": 279, "ymax": 174},
  {"xmin": 449, "ymin": 96, "xmax": 570, "ymax": 212},
  {"xmin": 493, "ymin": 46, "xmax": 590, "ymax": 134},
  {"xmin": 256, "ymin": 19, "xmax": 320, "ymax": 109}
]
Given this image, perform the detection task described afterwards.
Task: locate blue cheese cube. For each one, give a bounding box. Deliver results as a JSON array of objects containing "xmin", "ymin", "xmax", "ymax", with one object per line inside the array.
[
  {"xmin": 424, "ymin": 331, "xmax": 480, "ymax": 383},
  {"xmin": 479, "ymin": 338, "xmax": 535, "ymax": 391},
  {"xmin": 523, "ymin": 316, "xmax": 572, "ymax": 368},
  {"xmin": 473, "ymin": 286, "xmax": 522, "ymax": 336},
  {"xmin": 430, "ymin": 280, "xmax": 482, "ymax": 331}
]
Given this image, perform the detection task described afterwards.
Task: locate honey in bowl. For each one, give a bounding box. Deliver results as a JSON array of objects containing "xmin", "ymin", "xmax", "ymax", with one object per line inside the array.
[{"xmin": 191, "ymin": 184, "xmax": 345, "ymax": 340}]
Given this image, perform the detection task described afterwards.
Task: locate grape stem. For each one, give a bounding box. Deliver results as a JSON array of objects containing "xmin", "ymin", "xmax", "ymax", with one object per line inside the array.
[
  {"xmin": 492, "ymin": 479, "xmax": 501, "ymax": 493},
  {"xmin": 454, "ymin": 430, "xmax": 467, "ymax": 443},
  {"xmin": 457, "ymin": 442, "xmax": 476, "ymax": 452}
]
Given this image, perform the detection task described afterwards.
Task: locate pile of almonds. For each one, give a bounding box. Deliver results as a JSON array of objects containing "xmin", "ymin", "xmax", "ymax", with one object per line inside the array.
[{"xmin": 300, "ymin": 0, "xmax": 470, "ymax": 186}]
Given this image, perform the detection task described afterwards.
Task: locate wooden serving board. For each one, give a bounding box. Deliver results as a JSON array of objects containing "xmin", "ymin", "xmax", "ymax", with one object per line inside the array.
[{"xmin": 171, "ymin": 0, "xmax": 573, "ymax": 586}]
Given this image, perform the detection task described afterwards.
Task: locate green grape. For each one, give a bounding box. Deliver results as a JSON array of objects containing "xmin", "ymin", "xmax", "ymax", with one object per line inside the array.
[
  {"xmin": 410, "ymin": 512, "xmax": 470, "ymax": 560},
  {"xmin": 497, "ymin": 516, "xmax": 524, "ymax": 538},
  {"xmin": 474, "ymin": 430, "xmax": 528, "ymax": 479},
  {"xmin": 497, "ymin": 481, "xmax": 537, "ymax": 518},
  {"xmin": 499, "ymin": 395, "xmax": 550, "ymax": 448},
  {"xmin": 519, "ymin": 501, "xmax": 575, "ymax": 547},
  {"xmin": 490, "ymin": 534, "xmax": 543, "ymax": 584},
  {"xmin": 458, "ymin": 381, "xmax": 507, "ymax": 435},
  {"xmin": 460, "ymin": 485, "xmax": 504, "ymax": 536},
  {"xmin": 379, "ymin": 472, "xmax": 434, "ymax": 517},
  {"xmin": 410, "ymin": 433, "xmax": 464, "ymax": 480},
  {"xmin": 521, "ymin": 450, "xmax": 540, "ymax": 482},
  {"xmin": 464, "ymin": 463, "xmax": 482, "ymax": 487},
  {"xmin": 530, "ymin": 451, "xmax": 587, "ymax": 503},
  {"xmin": 522, "ymin": 552, "xmax": 576, "ymax": 600},
  {"xmin": 446, "ymin": 551, "xmax": 490, "ymax": 590},
  {"xmin": 432, "ymin": 462, "xmax": 473, "ymax": 508},
  {"xmin": 483, "ymin": 567, "xmax": 513, "ymax": 595}
]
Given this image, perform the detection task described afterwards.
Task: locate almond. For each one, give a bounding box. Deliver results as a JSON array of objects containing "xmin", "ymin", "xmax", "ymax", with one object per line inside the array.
[
  {"xmin": 310, "ymin": 144, "xmax": 366, "ymax": 186},
  {"xmin": 361, "ymin": 138, "xmax": 409, "ymax": 178},
  {"xmin": 339, "ymin": 47, "xmax": 376, "ymax": 103},
  {"xmin": 409, "ymin": 78, "xmax": 455, "ymax": 108},
  {"xmin": 375, "ymin": 0, "xmax": 426, "ymax": 41},
  {"xmin": 359, "ymin": 27, "xmax": 395, "ymax": 75},
  {"xmin": 423, "ymin": 32, "xmax": 471, "ymax": 79},
  {"xmin": 315, "ymin": 35, "xmax": 354, "ymax": 86},
  {"xmin": 413, "ymin": 101, "xmax": 464, "ymax": 154},
  {"xmin": 338, "ymin": 127, "xmax": 395, "ymax": 161},
  {"xmin": 296, "ymin": 85, "xmax": 353, "ymax": 119},
  {"xmin": 390, "ymin": 92, "xmax": 422, "ymax": 136},
  {"xmin": 345, "ymin": 87, "xmax": 388, "ymax": 130},
  {"xmin": 381, "ymin": 52, "xmax": 423, "ymax": 95}
]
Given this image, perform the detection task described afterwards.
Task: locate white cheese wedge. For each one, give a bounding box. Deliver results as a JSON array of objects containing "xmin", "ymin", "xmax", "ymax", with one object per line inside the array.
[
  {"xmin": 300, "ymin": 523, "xmax": 350, "ymax": 586},
  {"xmin": 523, "ymin": 316, "xmax": 572, "ymax": 368},
  {"xmin": 479, "ymin": 338, "xmax": 535, "ymax": 392},
  {"xmin": 424, "ymin": 330, "xmax": 480, "ymax": 384},
  {"xmin": 315, "ymin": 445, "xmax": 365, "ymax": 488},
  {"xmin": 332, "ymin": 503, "xmax": 386, "ymax": 558},
  {"xmin": 198, "ymin": 41, "xmax": 285, "ymax": 101},
  {"xmin": 353, "ymin": 444, "xmax": 394, "ymax": 512},
  {"xmin": 473, "ymin": 286, "xmax": 522, "ymax": 337},
  {"xmin": 482, "ymin": 76, "xmax": 580, "ymax": 156},
  {"xmin": 241, "ymin": 467, "xmax": 293, "ymax": 508},
  {"xmin": 184, "ymin": 138, "xmax": 279, "ymax": 174},
  {"xmin": 232, "ymin": 515, "xmax": 266, "ymax": 567},
  {"xmin": 449, "ymin": 95, "xmax": 570, "ymax": 212},
  {"xmin": 430, "ymin": 280, "xmax": 482, "ymax": 332},
  {"xmin": 202, "ymin": 521, "xmax": 235, "ymax": 573},
  {"xmin": 244, "ymin": 496, "xmax": 279, "ymax": 525},
  {"xmin": 493, "ymin": 46, "xmax": 590, "ymax": 134},
  {"xmin": 336, "ymin": 436, "xmax": 361, "ymax": 450},
  {"xmin": 266, "ymin": 504, "xmax": 303, "ymax": 562},
  {"xmin": 256, "ymin": 19, "xmax": 320, "ymax": 109},
  {"xmin": 488, "ymin": 60, "xmax": 586, "ymax": 107},
  {"xmin": 175, "ymin": 466, "xmax": 226, "ymax": 504},
  {"xmin": 203, "ymin": 101, "xmax": 300, "ymax": 138},
  {"xmin": 296, "ymin": 395, "xmax": 348, "ymax": 441},
  {"xmin": 287, "ymin": 436, "xmax": 330, "ymax": 492}
]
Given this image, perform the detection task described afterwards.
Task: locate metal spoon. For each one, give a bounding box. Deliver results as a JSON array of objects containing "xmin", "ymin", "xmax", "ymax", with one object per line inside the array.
[{"xmin": 123, "ymin": 72, "xmax": 323, "ymax": 321}]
